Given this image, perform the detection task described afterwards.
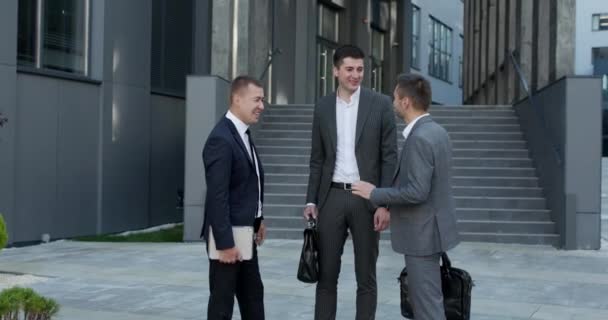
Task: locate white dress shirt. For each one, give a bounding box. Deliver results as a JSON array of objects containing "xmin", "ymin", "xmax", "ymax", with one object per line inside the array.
[
  {"xmin": 402, "ymin": 113, "xmax": 430, "ymax": 140},
  {"xmin": 332, "ymin": 86, "xmax": 361, "ymax": 183},
  {"xmin": 226, "ymin": 110, "xmax": 262, "ymax": 218}
]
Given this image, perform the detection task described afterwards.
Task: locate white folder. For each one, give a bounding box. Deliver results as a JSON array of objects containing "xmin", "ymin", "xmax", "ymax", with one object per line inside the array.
[{"xmin": 208, "ymin": 226, "xmax": 254, "ymax": 261}]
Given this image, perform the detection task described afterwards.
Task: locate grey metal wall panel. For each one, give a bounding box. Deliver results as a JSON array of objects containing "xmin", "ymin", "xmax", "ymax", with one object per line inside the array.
[
  {"xmin": 0, "ymin": 66, "xmax": 17, "ymax": 244},
  {"xmin": 565, "ymin": 78, "xmax": 602, "ymax": 214},
  {"xmin": 14, "ymin": 74, "xmax": 60, "ymax": 242},
  {"xmin": 183, "ymin": 76, "xmax": 229, "ymax": 241},
  {"xmin": 102, "ymin": 0, "xmax": 152, "ymax": 87},
  {"xmin": 100, "ymin": 84, "xmax": 151, "ymax": 233},
  {"xmin": 0, "ymin": 0, "xmax": 17, "ymax": 66},
  {"xmin": 54, "ymin": 80, "xmax": 100, "ymax": 237},
  {"xmin": 515, "ymin": 76, "xmax": 602, "ymax": 249},
  {"xmin": 149, "ymin": 94, "xmax": 185, "ymax": 226}
]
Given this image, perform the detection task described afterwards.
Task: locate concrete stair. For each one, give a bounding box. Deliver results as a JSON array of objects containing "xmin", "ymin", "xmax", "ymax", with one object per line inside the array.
[{"xmin": 255, "ymin": 104, "xmax": 560, "ymax": 246}]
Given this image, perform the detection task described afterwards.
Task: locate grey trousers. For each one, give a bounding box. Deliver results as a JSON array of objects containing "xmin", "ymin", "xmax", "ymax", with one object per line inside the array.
[
  {"xmin": 314, "ymin": 188, "xmax": 379, "ymax": 320},
  {"xmin": 404, "ymin": 253, "xmax": 446, "ymax": 320}
]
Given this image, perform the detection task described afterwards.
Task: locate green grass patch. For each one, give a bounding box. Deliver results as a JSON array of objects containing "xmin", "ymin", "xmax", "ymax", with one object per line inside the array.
[{"xmin": 74, "ymin": 225, "xmax": 183, "ymax": 242}]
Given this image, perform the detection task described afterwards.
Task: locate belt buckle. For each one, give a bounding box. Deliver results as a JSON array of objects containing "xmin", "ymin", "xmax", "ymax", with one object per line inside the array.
[{"xmin": 343, "ymin": 183, "xmax": 352, "ymax": 191}]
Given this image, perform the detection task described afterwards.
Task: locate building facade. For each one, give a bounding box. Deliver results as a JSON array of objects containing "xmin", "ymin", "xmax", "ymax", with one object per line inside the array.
[
  {"xmin": 411, "ymin": 0, "xmax": 464, "ymax": 104},
  {"xmin": 0, "ymin": 0, "xmax": 419, "ymax": 244}
]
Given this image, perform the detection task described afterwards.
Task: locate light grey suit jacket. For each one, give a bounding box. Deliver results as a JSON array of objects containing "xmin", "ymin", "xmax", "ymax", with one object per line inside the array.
[
  {"xmin": 370, "ymin": 116, "xmax": 460, "ymax": 256},
  {"xmin": 306, "ymin": 87, "xmax": 397, "ymax": 211}
]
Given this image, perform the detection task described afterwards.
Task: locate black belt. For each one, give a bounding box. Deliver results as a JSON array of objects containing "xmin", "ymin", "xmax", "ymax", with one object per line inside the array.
[{"xmin": 330, "ymin": 182, "xmax": 352, "ymax": 190}]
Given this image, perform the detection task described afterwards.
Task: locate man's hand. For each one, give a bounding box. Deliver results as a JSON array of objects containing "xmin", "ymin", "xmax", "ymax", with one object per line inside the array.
[
  {"xmin": 303, "ymin": 204, "xmax": 318, "ymax": 220},
  {"xmin": 256, "ymin": 221, "xmax": 266, "ymax": 246},
  {"xmin": 373, "ymin": 207, "xmax": 390, "ymax": 231},
  {"xmin": 351, "ymin": 181, "xmax": 376, "ymax": 200},
  {"xmin": 218, "ymin": 247, "xmax": 241, "ymax": 264}
]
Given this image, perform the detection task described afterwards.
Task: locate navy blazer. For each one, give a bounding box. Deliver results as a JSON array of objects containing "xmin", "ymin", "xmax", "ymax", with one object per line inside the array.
[{"xmin": 201, "ymin": 116, "xmax": 265, "ymax": 250}]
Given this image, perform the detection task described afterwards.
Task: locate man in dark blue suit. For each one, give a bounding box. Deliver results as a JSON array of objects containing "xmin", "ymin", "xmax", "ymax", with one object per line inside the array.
[{"xmin": 202, "ymin": 75, "xmax": 266, "ymax": 320}]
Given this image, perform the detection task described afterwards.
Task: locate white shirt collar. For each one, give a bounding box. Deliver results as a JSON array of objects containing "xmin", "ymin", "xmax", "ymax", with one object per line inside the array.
[
  {"xmin": 402, "ymin": 113, "xmax": 430, "ymax": 140},
  {"xmin": 337, "ymin": 86, "xmax": 361, "ymax": 107},
  {"xmin": 226, "ymin": 110, "xmax": 249, "ymax": 137}
]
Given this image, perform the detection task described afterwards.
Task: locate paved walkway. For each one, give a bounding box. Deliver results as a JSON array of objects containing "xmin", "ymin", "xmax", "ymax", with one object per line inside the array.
[
  {"xmin": 1, "ymin": 238, "xmax": 607, "ymax": 320},
  {"xmin": 0, "ymin": 160, "xmax": 605, "ymax": 319}
]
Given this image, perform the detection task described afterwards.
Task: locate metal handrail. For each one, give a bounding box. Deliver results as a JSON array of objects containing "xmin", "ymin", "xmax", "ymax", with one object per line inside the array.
[
  {"xmin": 507, "ymin": 49, "xmax": 562, "ymax": 165},
  {"xmin": 259, "ymin": 47, "xmax": 282, "ymax": 81}
]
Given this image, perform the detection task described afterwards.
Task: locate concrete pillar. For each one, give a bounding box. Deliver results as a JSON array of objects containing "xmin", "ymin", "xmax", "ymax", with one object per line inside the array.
[
  {"xmin": 183, "ymin": 76, "xmax": 230, "ymax": 242},
  {"xmin": 473, "ymin": 0, "xmax": 481, "ymax": 98},
  {"xmin": 192, "ymin": 0, "xmax": 212, "ymax": 75},
  {"xmin": 0, "ymin": 0, "xmax": 18, "ymax": 244},
  {"xmin": 536, "ymin": 0, "xmax": 551, "ymax": 90},
  {"xmin": 397, "ymin": 0, "xmax": 413, "ymax": 75},
  {"xmin": 293, "ymin": 0, "xmax": 316, "ymax": 103},
  {"xmin": 519, "ymin": 0, "xmax": 534, "ymax": 100},
  {"xmin": 211, "ymin": 0, "xmax": 233, "ymax": 79},
  {"xmin": 555, "ymin": 0, "xmax": 575, "ymax": 80},
  {"xmin": 479, "ymin": 0, "xmax": 488, "ymax": 104},
  {"xmin": 507, "ymin": 0, "xmax": 518, "ymax": 103},
  {"xmin": 487, "ymin": 0, "xmax": 497, "ymax": 105},
  {"xmin": 497, "ymin": 0, "xmax": 507, "ymax": 104},
  {"xmin": 463, "ymin": 0, "xmax": 471, "ymax": 101}
]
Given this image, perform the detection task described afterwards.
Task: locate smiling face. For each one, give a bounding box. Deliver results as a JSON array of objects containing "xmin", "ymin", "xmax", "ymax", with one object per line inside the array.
[
  {"xmin": 333, "ymin": 57, "xmax": 364, "ymax": 94},
  {"xmin": 232, "ymin": 84, "xmax": 265, "ymax": 125}
]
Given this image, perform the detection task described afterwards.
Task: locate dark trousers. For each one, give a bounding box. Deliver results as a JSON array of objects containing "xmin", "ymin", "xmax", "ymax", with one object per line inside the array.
[
  {"xmin": 315, "ymin": 188, "xmax": 380, "ymax": 320},
  {"xmin": 207, "ymin": 247, "xmax": 264, "ymax": 320}
]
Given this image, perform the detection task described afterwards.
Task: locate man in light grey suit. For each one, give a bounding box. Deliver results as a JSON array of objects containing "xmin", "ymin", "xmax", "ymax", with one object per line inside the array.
[
  {"xmin": 303, "ymin": 45, "xmax": 397, "ymax": 320},
  {"xmin": 352, "ymin": 73, "xmax": 460, "ymax": 320}
]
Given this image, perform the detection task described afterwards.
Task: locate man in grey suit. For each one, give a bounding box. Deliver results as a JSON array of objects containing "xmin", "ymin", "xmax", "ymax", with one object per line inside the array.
[
  {"xmin": 303, "ymin": 45, "xmax": 397, "ymax": 320},
  {"xmin": 352, "ymin": 73, "xmax": 460, "ymax": 320}
]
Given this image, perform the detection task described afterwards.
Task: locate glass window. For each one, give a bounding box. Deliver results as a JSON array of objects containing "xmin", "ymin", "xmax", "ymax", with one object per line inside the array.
[
  {"xmin": 428, "ymin": 16, "xmax": 452, "ymax": 82},
  {"xmin": 411, "ymin": 5, "xmax": 420, "ymax": 68},
  {"xmin": 318, "ymin": 4, "xmax": 339, "ymax": 43},
  {"xmin": 151, "ymin": 0, "xmax": 194, "ymax": 96},
  {"xmin": 17, "ymin": 0, "xmax": 90, "ymax": 75},
  {"xmin": 592, "ymin": 13, "xmax": 608, "ymax": 31},
  {"xmin": 371, "ymin": 28, "xmax": 385, "ymax": 92}
]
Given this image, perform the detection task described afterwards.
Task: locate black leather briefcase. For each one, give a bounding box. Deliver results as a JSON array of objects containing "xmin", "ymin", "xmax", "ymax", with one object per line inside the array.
[
  {"xmin": 297, "ymin": 219, "xmax": 319, "ymax": 283},
  {"xmin": 398, "ymin": 252, "xmax": 473, "ymax": 320}
]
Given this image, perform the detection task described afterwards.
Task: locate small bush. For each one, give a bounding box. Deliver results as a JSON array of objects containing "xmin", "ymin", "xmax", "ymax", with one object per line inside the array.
[
  {"xmin": 0, "ymin": 214, "xmax": 7, "ymax": 250},
  {"xmin": 0, "ymin": 287, "xmax": 59, "ymax": 320}
]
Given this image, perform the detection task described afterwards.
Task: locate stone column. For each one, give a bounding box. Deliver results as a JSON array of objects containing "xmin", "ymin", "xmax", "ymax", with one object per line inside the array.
[
  {"xmin": 519, "ymin": 0, "xmax": 534, "ymax": 100},
  {"xmin": 536, "ymin": 0, "xmax": 551, "ymax": 90},
  {"xmin": 487, "ymin": 0, "xmax": 498, "ymax": 104},
  {"xmin": 555, "ymin": 0, "xmax": 575, "ymax": 80}
]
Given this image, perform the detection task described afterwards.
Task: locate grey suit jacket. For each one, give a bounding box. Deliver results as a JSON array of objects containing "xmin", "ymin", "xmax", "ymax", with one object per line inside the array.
[
  {"xmin": 306, "ymin": 87, "xmax": 397, "ymax": 211},
  {"xmin": 370, "ymin": 116, "xmax": 460, "ymax": 256}
]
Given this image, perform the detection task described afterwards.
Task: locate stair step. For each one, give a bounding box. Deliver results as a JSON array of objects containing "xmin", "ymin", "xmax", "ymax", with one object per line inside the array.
[
  {"xmin": 264, "ymin": 184, "xmax": 543, "ymax": 197},
  {"xmin": 452, "ymin": 186, "xmax": 543, "ymax": 197},
  {"xmin": 256, "ymin": 130, "xmax": 312, "ymax": 139},
  {"xmin": 448, "ymin": 132, "xmax": 523, "ymax": 140},
  {"xmin": 458, "ymin": 220, "xmax": 556, "ymax": 233},
  {"xmin": 452, "ymin": 176, "xmax": 538, "ymax": 187},
  {"xmin": 458, "ymin": 232, "xmax": 560, "ymax": 246},
  {"xmin": 430, "ymin": 110, "xmax": 515, "ymax": 117},
  {"xmin": 259, "ymin": 155, "xmax": 534, "ymax": 168},
  {"xmin": 260, "ymin": 154, "xmax": 310, "ymax": 164},
  {"xmin": 266, "ymin": 173, "xmax": 308, "ymax": 184},
  {"xmin": 264, "ymin": 228, "xmax": 559, "ymax": 246},
  {"xmin": 456, "ymin": 208, "xmax": 551, "ymax": 221},
  {"xmin": 452, "ymin": 157, "xmax": 532, "ymax": 167},
  {"xmin": 434, "ymin": 124, "xmax": 522, "ymax": 133},
  {"xmin": 452, "ymin": 148, "xmax": 529, "ymax": 158},
  {"xmin": 454, "ymin": 196, "xmax": 546, "ymax": 210}
]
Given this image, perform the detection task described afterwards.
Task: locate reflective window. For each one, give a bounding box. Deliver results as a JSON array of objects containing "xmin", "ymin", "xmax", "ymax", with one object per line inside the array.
[
  {"xmin": 428, "ymin": 16, "xmax": 452, "ymax": 82},
  {"xmin": 17, "ymin": 0, "xmax": 90, "ymax": 75}
]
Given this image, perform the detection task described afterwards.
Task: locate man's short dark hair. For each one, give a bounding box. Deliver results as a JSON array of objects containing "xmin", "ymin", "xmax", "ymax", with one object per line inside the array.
[
  {"xmin": 230, "ymin": 75, "xmax": 263, "ymax": 102},
  {"xmin": 333, "ymin": 45, "xmax": 365, "ymax": 67},
  {"xmin": 395, "ymin": 73, "xmax": 432, "ymax": 111}
]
